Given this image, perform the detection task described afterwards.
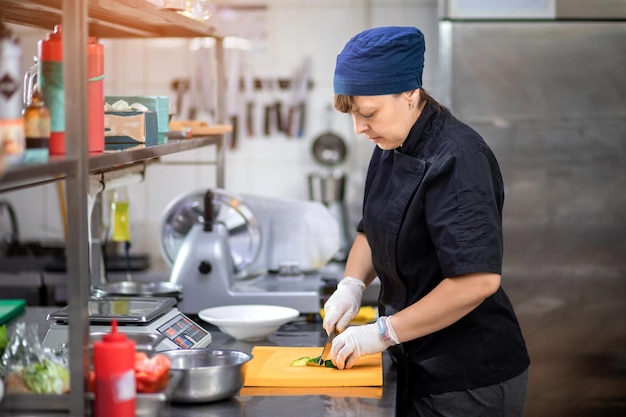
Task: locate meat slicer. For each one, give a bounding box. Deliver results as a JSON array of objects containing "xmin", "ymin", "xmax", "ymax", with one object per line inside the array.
[{"xmin": 159, "ymin": 188, "xmax": 340, "ymax": 314}]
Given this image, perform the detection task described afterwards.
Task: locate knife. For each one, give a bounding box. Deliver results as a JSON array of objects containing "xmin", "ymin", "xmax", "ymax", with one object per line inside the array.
[{"xmin": 318, "ymin": 329, "xmax": 337, "ymax": 366}]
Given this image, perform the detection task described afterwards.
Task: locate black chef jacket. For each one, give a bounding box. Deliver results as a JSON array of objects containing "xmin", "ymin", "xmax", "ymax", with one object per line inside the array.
[{"xmin": 357, "ymin": 101, "xmax": 530, "ymax": 399}]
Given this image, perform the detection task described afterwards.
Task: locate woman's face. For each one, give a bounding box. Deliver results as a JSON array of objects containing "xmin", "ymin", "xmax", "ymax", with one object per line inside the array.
[{"xmin": 349, "ymin": 92, "xmax": 418, "ymax": 150}]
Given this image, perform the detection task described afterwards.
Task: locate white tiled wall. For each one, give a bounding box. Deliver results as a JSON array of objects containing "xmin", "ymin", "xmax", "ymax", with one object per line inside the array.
[{"xmin": 4, "ymin": 0, "xmax": 438, "ymax": 271}]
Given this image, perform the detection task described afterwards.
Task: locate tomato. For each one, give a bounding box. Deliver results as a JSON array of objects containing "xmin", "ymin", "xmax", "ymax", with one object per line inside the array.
[{"xmin": 134, "ymin": 352, "xmax": 171, "ymax": 393}]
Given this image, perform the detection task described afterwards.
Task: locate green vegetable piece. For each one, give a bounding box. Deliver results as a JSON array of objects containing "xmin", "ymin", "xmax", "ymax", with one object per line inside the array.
[
  {"xmin": 0, "ymin": 324, "xmax": 7, "ymax": 355},
  {"xmin": 305, "ymin": 356, "xmax": 337, "ymax": 368},
  {"xmin": 22, "ymin": 358, "xmax": 70, "ymax": 394},
  {"xmin": 289, "ymin": 356, "xmax": 311, "ymax": 367},
  {"xmin": 290, "ymin": 355, "xmax": 338, "ymax": 368}
]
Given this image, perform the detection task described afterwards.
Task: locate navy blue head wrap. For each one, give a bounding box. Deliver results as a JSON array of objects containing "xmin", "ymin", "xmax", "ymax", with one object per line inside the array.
[{"xmin": 333, "ymin": 26, "xmax": 425, "ymax": 96}]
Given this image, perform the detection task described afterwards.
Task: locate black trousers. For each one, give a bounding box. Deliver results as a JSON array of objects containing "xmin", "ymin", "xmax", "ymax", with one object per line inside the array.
[{"xmin": 405, "ymin": 369, "xmax": 529, "ymax": 417}]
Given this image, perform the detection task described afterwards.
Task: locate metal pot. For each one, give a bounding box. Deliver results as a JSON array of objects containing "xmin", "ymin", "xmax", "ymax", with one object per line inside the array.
[
  {"xmin": 161, "ymin": 348, "xmax": 253, "ymax": 403},
  {"xmin": 91, "ymin": 281, "xmax": 182, "ymax": 300},
  {"xmin": 308, "ymin": 171, "xmax": 346, "ymax": 204},
  {"xmin": 311, "ymin": 104, "xmax": 347, "ymax": 167},
  {"xmin": 312, "ymin": 132, "xmax": 347, "ymax": 166}
]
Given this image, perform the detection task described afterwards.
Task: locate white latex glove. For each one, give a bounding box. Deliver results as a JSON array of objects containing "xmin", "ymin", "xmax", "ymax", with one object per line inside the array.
[
  {"xmin": 323, "ymin": 277, "xmax": 366, "ymax": 334},
  {"xmin": 330, "ymin": 316, "xmax": 399, "ymax": 370}
]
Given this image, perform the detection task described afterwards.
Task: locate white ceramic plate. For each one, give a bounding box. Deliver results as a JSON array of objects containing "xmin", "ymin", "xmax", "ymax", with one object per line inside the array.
[{"xmin": 198, "ymin": 305, "xmax": 300, "ymax": 341}]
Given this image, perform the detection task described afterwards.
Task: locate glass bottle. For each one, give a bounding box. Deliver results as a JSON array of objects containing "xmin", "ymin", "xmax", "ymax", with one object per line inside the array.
[
  {"xmin": 23, "ymin": 85, "xmax": 51, "ymax": 151},
  {"xmin": 111, "ymin": 187, "xmax": 131, "ymax": 242}
]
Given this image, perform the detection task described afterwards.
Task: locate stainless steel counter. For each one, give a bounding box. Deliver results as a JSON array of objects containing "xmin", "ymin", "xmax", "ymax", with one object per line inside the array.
[{"xmin": 0, "ymin": 307, "xmax": 396, "ymax": 417}]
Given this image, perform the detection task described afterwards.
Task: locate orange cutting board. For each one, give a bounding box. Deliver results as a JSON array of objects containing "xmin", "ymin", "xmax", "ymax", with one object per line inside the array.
[{"xmin": 243, "ymin": 346, "xmax": 383, "ymax": 387}]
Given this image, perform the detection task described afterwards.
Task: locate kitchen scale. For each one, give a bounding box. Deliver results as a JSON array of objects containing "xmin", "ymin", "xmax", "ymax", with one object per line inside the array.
[{"xmin": 42, "ymin": 297, "xmax": 212, "ymax": 352}]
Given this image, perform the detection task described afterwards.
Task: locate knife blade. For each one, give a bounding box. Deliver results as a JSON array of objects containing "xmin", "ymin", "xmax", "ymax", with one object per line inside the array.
[{"xmin": 318, "ymin": 329, "xmax": 337, "ymax": 366}]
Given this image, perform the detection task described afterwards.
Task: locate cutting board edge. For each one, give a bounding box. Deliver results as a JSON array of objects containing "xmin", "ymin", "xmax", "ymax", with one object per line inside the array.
[{"xmin": 239, "ymin": 385, "xmax": 384, "ymax": 399}]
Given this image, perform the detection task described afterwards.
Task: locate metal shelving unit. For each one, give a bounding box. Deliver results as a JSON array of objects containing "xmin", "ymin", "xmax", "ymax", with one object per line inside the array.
[
  {"xmin": 0, "ymin": 0, "xmax": 219, "ymax": 38},
  {"xmin": 0, "ymin": 136, "xmax": 226, "ymax": 193},
  {"xmin": 0, "ymin": 1, "xmax": 226, "ymax": 414}
]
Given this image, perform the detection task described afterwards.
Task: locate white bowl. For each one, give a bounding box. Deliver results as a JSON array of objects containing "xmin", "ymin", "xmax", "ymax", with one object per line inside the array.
[{"xmin": 198, "ymin": 304, "xmax": 300, "ymax": 341}]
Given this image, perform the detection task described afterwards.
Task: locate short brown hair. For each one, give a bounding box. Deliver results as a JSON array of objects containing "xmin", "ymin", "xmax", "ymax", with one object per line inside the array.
[{"xmin": 334, "ymin": 88, "xmax": 443, "ymax": 113}]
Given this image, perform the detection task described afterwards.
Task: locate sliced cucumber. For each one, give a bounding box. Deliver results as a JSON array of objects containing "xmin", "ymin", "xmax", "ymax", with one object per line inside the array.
[
  {"xmin": 290, "ymin": 355, "xmax": 337, "ymax": 368},
  {"xmin": 289, "ymin": 357, "xmax": 311, "ymax": 367},
  {"xmin": 306, "ymin": 356, "xmax": 336, "ymax": 368}
]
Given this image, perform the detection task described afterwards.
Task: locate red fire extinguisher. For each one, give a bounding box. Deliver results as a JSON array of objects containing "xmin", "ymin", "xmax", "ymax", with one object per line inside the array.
[{"xmin": 38, "ymin": 25, "xmax": 104, "ymax": 155}]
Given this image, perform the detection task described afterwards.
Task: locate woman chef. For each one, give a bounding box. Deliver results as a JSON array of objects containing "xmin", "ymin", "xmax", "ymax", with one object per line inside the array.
[{"xmin": 322, "ymin": 26, "xmax": 530, "ymax": 417}]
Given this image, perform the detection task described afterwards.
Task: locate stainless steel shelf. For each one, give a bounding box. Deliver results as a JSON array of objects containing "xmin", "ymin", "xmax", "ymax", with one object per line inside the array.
[
  {"xmin": 91, "ymin": 136, "xmax": 224, "ymax": 172},
  {"xmin": 0, "ymin": 136, "xmax": 224, "ymax": 192},
  {"xmin": 0, "ymin": 0, "xmax": 220, "ymax": 38},
  {"xmin": 0, "ymin": 157, "xmax": 77, "ymax": 192}
]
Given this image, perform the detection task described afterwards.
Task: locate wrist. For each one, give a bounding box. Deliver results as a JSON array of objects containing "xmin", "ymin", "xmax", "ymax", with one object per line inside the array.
[
  {"xmin": 340, "ymin": 276, "xmax": 366, "ymax": 292},
  {"xmin": 376, "ymin": 316, "xmax": 399, "ymax": 346}
]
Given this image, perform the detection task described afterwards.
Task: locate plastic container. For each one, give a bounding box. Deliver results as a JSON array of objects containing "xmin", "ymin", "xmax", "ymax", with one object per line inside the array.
[
  {"xmin": 111, "ymin": 187, "xmax": 131, "ymax": 242},
  {"xmin": 0, "ymin": 20, "xmax": 25, "ymax": 161},
  {"xmin": 38, "ymin": 25, "xmax": 104, "ymax": 154},
  {"xmin": 93, "ymin": 320, "xmax": 136, "ymax": 417}
]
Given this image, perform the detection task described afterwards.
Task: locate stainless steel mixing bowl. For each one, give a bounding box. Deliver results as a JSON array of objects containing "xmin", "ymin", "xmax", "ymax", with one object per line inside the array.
[{"xmin": 160, "ymin": 348, "xmax": 253, "ymax": 403}]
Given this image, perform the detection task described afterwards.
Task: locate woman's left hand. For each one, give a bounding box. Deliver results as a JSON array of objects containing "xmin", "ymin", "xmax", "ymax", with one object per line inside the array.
[{"xmin": 330, "ymin": 322, "xmax": 394, "ymax": 370}]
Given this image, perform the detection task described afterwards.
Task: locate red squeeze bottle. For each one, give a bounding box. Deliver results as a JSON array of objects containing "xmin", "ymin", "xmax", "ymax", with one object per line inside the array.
[{"xmin": 93, "ymin": 320, "xmax": 136, "ymax": 417}]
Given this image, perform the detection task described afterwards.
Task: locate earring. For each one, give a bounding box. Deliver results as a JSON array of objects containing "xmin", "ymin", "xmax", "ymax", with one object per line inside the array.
[{"xmin": 408, "ymin": 102, "xmax": 414, "ymax": 109}]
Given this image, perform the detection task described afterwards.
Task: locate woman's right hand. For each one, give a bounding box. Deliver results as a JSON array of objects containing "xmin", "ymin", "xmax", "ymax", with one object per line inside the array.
[{"xmin": 322, "ymin": 277, "xmax": 366, "ymax": 334}]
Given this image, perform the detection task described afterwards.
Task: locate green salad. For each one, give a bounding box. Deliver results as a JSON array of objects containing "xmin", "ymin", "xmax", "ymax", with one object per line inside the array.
[
  {"xmin": 0, "ymin": 324, "xmax": 7, "ymax": 357},
  {"xmin": 20, "ymin": 358, "xmax": 70, "ymax": 394}
]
